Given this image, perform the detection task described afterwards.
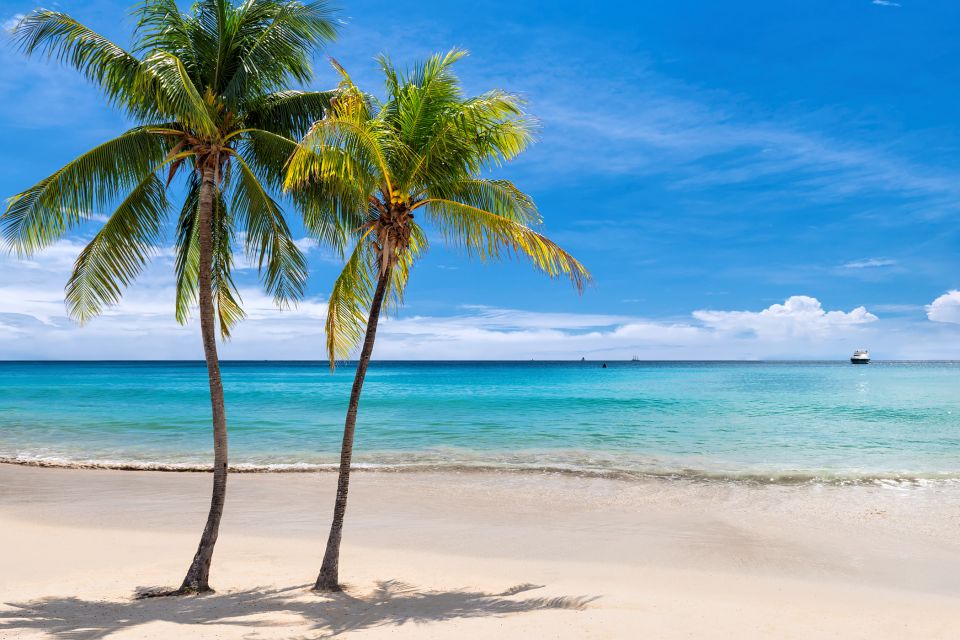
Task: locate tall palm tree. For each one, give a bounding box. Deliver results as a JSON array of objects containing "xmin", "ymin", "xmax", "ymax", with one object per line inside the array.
[
  {"xmin": 3, "ymin": 0, "xmax": 339, "ymax": 594},
  {"xmin": 285, "ymin": 49, "xmax": 590, "ymax": 592}
]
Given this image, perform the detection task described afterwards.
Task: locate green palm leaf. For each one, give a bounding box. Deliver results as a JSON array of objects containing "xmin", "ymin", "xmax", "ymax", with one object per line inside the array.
[
  {"xmin": 174, "ymin": 173, "xmax": 202, "ymax": 326},
  {"xmin": 325, "ymin": 229, "xmax": 375, "ymax": 365},
  {"xmin": 222, "ymin": 0, "xmax": 339, "ymax": 101},
  {"xmin": 232, "ymin": 154, "xmax": 307, "ymax": 306},
  {"xmin": 211, "ymin": 192, "xmax": 245, "ymax": 338},
  {"xmin": 3, "ymin": 127, "xmax": 168, "ymax": 255},
  {"xmin": 418, "ymin": 198, "xmax": 588, "ymax": 292},
  {"xmin": 66, "ymin": 173, "xmax": 170, "ymax": 323},
  {"xmin": 246, "ymin": 90, "xmax": 336, "ymax": 141},
  {"xmin": 137, "ymin": 51, "xmax": 218, "ymax": 136}
]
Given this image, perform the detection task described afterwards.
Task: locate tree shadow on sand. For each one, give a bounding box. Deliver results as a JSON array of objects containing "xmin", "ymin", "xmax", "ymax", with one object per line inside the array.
[{"xmin": 0, "ymin": 580, "xmax": 597, "ymax": 638}]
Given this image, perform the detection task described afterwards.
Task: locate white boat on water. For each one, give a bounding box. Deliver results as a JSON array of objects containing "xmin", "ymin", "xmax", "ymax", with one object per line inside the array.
[{"xmin": 851, "ymin": 349, "xmax": 870, "ymax": 364}]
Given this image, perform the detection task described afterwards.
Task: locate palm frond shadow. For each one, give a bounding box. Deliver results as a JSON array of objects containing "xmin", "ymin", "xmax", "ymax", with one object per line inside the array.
[{"xmin": 0, "ymin": 580, "xmax": 597, "ymax": 639}]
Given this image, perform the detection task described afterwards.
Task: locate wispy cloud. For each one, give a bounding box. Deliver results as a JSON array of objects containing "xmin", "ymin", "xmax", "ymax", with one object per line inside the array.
[
  {"xmin": 3, "ymin": 14, "xmax": 24, "ymax": 32},
  {"xmin": 292, "ymin": 237, "xmax": 322, "ymax": 253},
  {"xmin": 840, "ymin": 258, "xmax": 898, "ymax": 269},
  {"xmin": 872, "ymin": 0, "xmax": 901, "ymax": 7},
  {"xmin": 871, "ymin": 303, "xmax": 923, "ymax": 313},
  {"xmin": 462, "ymin": 33, "xmax": 960, "ymax": 219},
  {"xmin": 533, "ymin": 91, "xmax": 958, "ymax": 207}
]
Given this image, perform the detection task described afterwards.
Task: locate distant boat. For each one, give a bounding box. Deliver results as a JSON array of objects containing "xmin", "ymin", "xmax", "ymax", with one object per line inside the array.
[
  {"xmin": 631, "ymin": 355, "xmax": 639, "ymax": 361},
  {"xmin": 851, "ymin": 349, "xmax": 870, "ymax": 364}
]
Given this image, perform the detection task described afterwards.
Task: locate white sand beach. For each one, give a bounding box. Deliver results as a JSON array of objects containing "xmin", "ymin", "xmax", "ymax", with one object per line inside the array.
[{"xmin": 1, "ymin": 464, "xmax": 959, "ymax": 639}]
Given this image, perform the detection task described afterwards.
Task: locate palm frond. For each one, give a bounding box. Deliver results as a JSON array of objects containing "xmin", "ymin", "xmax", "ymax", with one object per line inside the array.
[
  {"xmin": 174, "ymin": 172, "xmax": 202, "ymax": 326},
  {"xmin": 418, "ymin": 198, "xmax": 589, "ymax": 292},
  {"xmin": 402, "ymin": 90, "xmax": 534, "ymax": 191},
  {"xmin": 232, "ymin": 155, "xmax": 307, "ymax": 306},
  {"xmin": 66, "ymin": 174, "xmax": 169, "ymax": 323},
  {"xmin": 239, "ymin": 128, "xmax": 300, "ymax": 190},
  {"xmin": 211, "ymin": 190, "xmax": 245, "ymax": 338},
  {"xmin": 286, "ymin": 117, "xmax": 391, "ymax": 196},
  {"xmin": 325, "ymin": 229, "xmax": 376, "ymax": 366},
  {"xmin": 137, "ymin": 51, "xmax": 217, "ymax": 136},
  {"xmin": 132, "ymin": 0, "xmax": 192, "ymax": 55},
  {"xmin": 173, "ymin": 173, "xmax": 245, "ymax": 338},
  {"xmin": 429, "ymin": 179, "xmax": 541, "ymax": 225},
  {"xmin": 222, "ymin": 0, "xmax": 338, "ymax": 102},
  {"xmin": 2, "ymin": 127, "xmax": 168, "ymax": 255},
  {"xmin": 239, "ymin": 128, "xmax": 351, "ymax": 256},
  {"xmin": 377, "ymin": 48, "xmax": 466, "ymax": 149},
  {"xmin": 246, "ymin": 90, "xmax": 336, "ymax": 140}
]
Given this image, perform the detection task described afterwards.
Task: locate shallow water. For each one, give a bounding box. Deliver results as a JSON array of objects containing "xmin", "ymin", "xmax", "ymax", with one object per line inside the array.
[{"xmin": 1, "ymin": 360, "xmax": 958, "ymax": 483}]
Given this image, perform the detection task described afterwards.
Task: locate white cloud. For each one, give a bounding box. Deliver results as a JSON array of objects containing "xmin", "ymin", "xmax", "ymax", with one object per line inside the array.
[
  {"xmin": 368, "ymin": 296, "xmax": 880, "ymax": 360},
  {"xmin": 841, "ymin": 258, "xmax": 897, "ymax": 269},
  {"xmin": 872, "ymin": 0, "xmax": 901, "ymax": 7},
  {"xmin": 926, "ymin": 291, "xmax": 960, "ymax": 324},
  {"xmin": 0, "ymin": 239, "xmax": 331, "ymax": 359},
  {"xmin": 291, "ymin": 236, "xmax": 342, "ymax": 264},
  {"xmin": 454, "ymin": 305, "xmax": 630, "ymax": 330},
  {"xmin": 3, "ymin": 14, "xmax": 24, "ymax": 32},
  {"xmin": 692, "ymin": 295, "xmax": 877, "ymax": 339},
  {"xmin": 0, "ymin": 242, "xmax": 915, "ymax": 360},
  {"xmin": 293, "ymin": 237, "xmax": 319, "ymax": 252}
]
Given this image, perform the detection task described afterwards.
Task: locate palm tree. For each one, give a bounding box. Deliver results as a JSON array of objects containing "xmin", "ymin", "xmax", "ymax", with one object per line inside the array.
[
  {"xmin": 285, "ymin": 49, "xmax": 590, "ymax": 592},
  {"xmin": 3, "ymin": 0, "xmax": 338, "ymax": 594}
]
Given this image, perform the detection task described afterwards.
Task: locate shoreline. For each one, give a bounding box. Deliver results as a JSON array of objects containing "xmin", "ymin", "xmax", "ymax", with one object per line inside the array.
[
  {"xmin": 3, "ymin": 458, "xmax": 958, "ymax": 487},
  {"xmin": 2, "ymin": 464, "xmax": 960, "ymax": 638}
]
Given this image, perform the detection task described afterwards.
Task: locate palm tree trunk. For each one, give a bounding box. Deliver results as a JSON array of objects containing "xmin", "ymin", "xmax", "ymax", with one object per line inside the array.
[
  {"xmin": 315, "ymin": 265, "xmax": 393, "ymax": 592},
  {"xmin": 179, "ymin": 165, "xmax": 229, "ymax": 594}
]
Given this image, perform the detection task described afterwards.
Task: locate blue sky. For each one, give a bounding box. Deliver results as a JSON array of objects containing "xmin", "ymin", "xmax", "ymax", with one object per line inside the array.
[{"xmin": 2, "ymin": 0, "xmax": 960, "ymax": 359}]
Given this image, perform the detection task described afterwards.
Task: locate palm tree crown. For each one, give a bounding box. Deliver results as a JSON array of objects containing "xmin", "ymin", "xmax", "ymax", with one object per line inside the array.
[
  {"xmin": 286, "ymin": 49, "xmax": 590, "ymax": 364},
  {"xmin": 3, "ymin": 0, "xmax": 339, "ymax": 333}
]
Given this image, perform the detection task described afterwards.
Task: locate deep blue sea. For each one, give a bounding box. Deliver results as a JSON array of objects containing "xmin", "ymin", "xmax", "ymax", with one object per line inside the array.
[{"xmin": 1, "ymin": 361, "xmax": 958, "ymax": 483}]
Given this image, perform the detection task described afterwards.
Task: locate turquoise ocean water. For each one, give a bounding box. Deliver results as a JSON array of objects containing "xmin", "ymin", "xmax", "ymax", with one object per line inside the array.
[{"xmin": 1, "ymin": 361, "xmax": 958, "ymax": 483}]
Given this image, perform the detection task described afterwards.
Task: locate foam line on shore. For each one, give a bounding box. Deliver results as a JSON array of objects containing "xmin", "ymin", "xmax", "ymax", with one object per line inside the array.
[{"xmin": 3, "ymin": 456, "xmax": 958, "ymax": 487}]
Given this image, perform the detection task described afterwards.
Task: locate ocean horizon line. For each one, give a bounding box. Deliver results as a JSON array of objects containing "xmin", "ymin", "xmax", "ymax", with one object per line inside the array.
[{"xmin": 2, "ymin": 358, "xmax": 959, "ymax": 364}]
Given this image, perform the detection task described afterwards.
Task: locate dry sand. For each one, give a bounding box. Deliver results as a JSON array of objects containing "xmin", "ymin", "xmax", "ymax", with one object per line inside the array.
[{"xmin": 1, "ymin": 463, "xmax": 959, "ymax": 638}]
